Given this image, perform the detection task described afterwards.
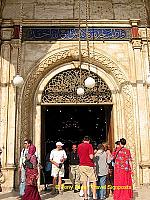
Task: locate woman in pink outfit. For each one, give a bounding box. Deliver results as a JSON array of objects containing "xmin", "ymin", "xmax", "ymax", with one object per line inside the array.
[
  {"xmin": 113, "ymin": 138, "xmax": 133, "ymax": 200},
  {"xmin": 22, "ymin": 144, "xmax": 41, "ymax": 200}
]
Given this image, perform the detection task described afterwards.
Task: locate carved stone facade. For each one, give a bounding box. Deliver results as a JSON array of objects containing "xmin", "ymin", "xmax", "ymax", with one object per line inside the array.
[
  {"xmin": 41, "ymin": 69, "xmax": 112, "ymax": 104},
  {"xmin": 0, "ymin": 0, "xmax": 150, "ymax": 192}
]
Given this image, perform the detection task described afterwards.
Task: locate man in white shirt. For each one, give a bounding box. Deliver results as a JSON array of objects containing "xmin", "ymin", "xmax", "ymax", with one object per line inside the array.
[{"xmin": 50, "ymin": 142, "xmax": 67, "ymax": 194}]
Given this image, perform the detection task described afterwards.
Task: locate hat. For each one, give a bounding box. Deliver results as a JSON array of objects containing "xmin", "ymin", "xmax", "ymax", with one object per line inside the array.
[
  {"xmin": 56, "ymin": 142, "xmax": 64, "ymax": 146},
  {"xmin": 115, "ymin": 141, "xmax": 120, "ymax": 145}
]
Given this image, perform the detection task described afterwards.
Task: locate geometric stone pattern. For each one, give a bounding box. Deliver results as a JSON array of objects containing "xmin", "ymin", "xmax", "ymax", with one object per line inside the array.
[
  {"xmin": 122, "ymin": 84, "xmax": 137, "ymax": 185},
  {"xmin": 42, "ymin": 69, "xmax": 112, "ymax": 104}
]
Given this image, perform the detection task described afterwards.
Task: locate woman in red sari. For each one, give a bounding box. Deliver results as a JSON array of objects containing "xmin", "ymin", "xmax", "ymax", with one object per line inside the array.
[
  {"xmin": 22, "ymin": 144, "xmax": 41, "ymax": 200},
  {"xmin": 113, "ymin": 138, "xmax": 133, "ymax": 200}
]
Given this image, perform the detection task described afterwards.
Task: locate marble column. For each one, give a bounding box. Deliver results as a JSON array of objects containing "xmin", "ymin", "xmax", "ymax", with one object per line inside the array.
[
  {"xmin": 0, "ymin": 33, "xmax": 19, "ymax": 190},
  {"xmin": 0, "ymin": 41, "xmax": 15, "ymax": 191},
  {"xmin": 0, "ymin": 42, "xmax": 11, "ymax": 167},
  {"xmin": 132, "ymin": 38, "xmax": 150, "ymax": 184}
]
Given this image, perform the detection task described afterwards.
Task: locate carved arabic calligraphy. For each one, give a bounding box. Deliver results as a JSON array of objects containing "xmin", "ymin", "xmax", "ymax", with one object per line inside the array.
[{"xmin": 23, "ymin": 27, "xmax": 131, "ymax": 41}]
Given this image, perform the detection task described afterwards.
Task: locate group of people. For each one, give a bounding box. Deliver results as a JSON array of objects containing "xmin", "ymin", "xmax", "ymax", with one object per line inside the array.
[
  {"xmin": 18, "ymin": 136, "xmax": 133, "ymax": 200},
  {"xmin": 47, "ymin": 136, "xmax": 133, "ymax": 200}
]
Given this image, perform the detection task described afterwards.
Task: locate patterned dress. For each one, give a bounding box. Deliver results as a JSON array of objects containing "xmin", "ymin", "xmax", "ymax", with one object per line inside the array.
[
  {"xmin": 112, "ymin": 147, "xmax": 133, "ymax": 200},
  {"xmin": 22, "ymin": 145, "xmax": 41, "ymax": 200}
]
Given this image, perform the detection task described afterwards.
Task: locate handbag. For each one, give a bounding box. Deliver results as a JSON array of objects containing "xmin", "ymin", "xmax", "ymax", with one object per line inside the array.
[
  {"xmin": 45, "ymin": 161, "xmax": 52, "ymax": 172},
  {"xmin": 24, "ymin": 159, "xmax": 33, "ymax": 169},
  {"xmin": 108, "ymin": 147, "xmax": 123, "ymax": 169},
  {"xmin": 108, "ymin": 159, "xmax": 115, "ymax": 169}
]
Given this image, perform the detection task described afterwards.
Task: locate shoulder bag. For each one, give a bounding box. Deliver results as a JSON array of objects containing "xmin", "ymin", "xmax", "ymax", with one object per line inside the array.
[
  {"xmin": 24, "ymin": 158, "xmax": 33, "ymax": 169},
  {"xmin": 108, "ymin": 147, "xmax": 123, "ymax": 169}
]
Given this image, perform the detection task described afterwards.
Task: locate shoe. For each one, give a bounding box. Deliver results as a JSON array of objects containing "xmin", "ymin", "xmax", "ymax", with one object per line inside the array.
[
  {"xmin": 74, "ymin": 189, "xmax": 79, "ymax": 193},
  {"xmin": 16, "ymin": 197, "xmax": 22, "ymax": 200},
  {"xmin": 51, "ymin": 189, "xmax": 56, "ymax": 195},
  {"xmin": 59, "ymin": 190, "xmax": 63, "ymax": 195},
  {"xmin": 79, "ymin": 190, "xmax": 84, "ymax": 197}
]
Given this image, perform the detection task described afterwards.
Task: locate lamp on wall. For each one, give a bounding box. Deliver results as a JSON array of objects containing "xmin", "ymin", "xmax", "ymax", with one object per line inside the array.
[
  {"xmin": 13, "ymin": 75, "xmax": 24, "ymax": 87},
  {"xmin": 84, "ymin": 0, "xmax": 95, "ymax": 88},
  {"xmin": 13, "ymin": 0, "xmax": 24, "ymax": 87},
  {"xmin": 77, "ymin": 0, "xmax": 84, "ymax": 95}
]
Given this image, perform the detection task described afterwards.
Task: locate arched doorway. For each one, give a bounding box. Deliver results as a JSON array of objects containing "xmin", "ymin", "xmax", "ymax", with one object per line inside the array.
[
  {"xmin": 18, "ymin": 47, "xmax": 137, "ymax": 185},
  {"xmin": 40, "ymin": 68, "xmax": 113, "ymax": 180}
]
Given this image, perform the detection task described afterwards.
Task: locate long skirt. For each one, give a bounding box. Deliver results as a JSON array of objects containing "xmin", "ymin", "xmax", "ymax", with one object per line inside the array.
[
  {"xmin": 22, "ymin": 185, "xmax": 41, "ymax": 200},
  {"xmin": 22, "ymin": 168, "xmax": 41, "ymax": 200},
  {"xmin": 114, "ymin": 169, "xmax": 133, "ymax": 200}
]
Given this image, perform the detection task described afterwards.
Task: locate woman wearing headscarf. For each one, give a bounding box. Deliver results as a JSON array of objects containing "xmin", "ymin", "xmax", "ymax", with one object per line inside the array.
[
  {"xmin": 22, "ymin": 144, "xmax": 41, "ymax": 200},
  {"xmin": 112, "ymin": 138, "xmax": 133, "ymax": 200}
]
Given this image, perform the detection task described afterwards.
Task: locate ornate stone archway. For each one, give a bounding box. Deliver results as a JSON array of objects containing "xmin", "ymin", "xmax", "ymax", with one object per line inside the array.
[
  {"xmin": 41, "ymin": 68, "xmax": 112, "ymax": 104},
  {"xmin": 19, "ymin": 47, "xmax": 137, "ymax": 184}
]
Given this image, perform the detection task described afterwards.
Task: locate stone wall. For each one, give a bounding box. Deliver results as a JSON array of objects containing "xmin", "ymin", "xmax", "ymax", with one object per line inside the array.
[
  {"xmin": 1, "ymin": 0, "xmax": 148, "ymax": 24},
  {"xmin": 0, "ymin": 0, "xmax": 150, "ymax": 191}
]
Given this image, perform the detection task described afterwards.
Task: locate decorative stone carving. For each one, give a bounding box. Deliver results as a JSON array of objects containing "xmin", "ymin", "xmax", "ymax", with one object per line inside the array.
[
  {"xmin": 11, "ymin": 39, "xmax": 21, "ymax": 49},
  {"xmin": 1, "ymin": 28, "xmax": 13, "ymax": 40},
  {"xmin": 19, "ymin": 47, "xmax": 136, "ymax": 184},
  {"xmin": 41, "ymin": 69, "xmax": 112, "ymax": 104},
  {"xmin": 132, "ymin": 39, "xmax": 142, "ymax": 49}
]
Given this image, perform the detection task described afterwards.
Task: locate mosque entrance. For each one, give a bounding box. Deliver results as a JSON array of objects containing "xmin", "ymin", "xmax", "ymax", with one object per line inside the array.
[
  {"xmin": 40, "ymin": 68, "xmax": 114, "ymax": 183},
  {"xmin": 41, "ymin": 104, "xmax": 113, "ymax": 182}
]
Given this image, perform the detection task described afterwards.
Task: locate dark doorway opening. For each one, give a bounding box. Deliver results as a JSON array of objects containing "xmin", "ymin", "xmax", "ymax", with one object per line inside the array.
[{"xmin": 41, "ymin": 105, "xmax": 113, "ymax": 183}]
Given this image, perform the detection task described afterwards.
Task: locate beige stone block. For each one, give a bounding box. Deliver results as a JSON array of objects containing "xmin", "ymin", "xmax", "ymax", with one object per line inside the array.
[
  {"xmin": 74, "ymin": 1, "xmax": 114, "ymax": 20},
  {"xmin": 91, "ymin": 1, "xmax": 114, "ymax": 19},
  {"xmin": 5, "ymin": 0, "xmax": 20, "ymax": 3},
  {"xmin": 113, "ymin": 3, "xmax": 145, "ymax": 20},
  {"xmin": 23, "ymin": 43, "xmax": 51, "ymax": 62},
  {"xmin": 6, "ymin": 0, "xmax": 35, "ymax": 3},
  {"xmin": 36, "ymin": 0, "xmax": 74, "ymax": 5},
  {"xmin": 142, "ymin": 168, "xmax": 150, "ymax": 184},
  {"xmin": 3, "ymin": 4, "xmax": 21, "ymax": 19},
  {"xmin": 1, "ymin": 168, "xmax": 15, "ymax": 192},
  {"xmin": 1, "ymin": 28, "xmax": 13, "ymax": 40},
  {"xmin": 112, "ymin": 0, "xmax": 143, "ymax": 3},
  {"xmin": 35, "ymin": 4, "xmax": 73, "ymax": 19},
  {"xmin": 22, "ymin": 42, "xmax": 63, "ymax": 74},
  {"xmin": 22, "ymin": 4, "xmax": 34, "ymax": 19},
  {"xmin": 3, "ymin": 3, "xmax": 34, "ymax": 19},
  {"xmin": 22, "ymin": 61, "xmax": 33, "ymax": 75}
]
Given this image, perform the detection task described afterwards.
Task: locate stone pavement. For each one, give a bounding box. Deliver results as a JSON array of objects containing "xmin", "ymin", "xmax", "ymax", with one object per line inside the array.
[{"xmin": 0, "ymin": 186, "xmax": 150, "ymax": 200}]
